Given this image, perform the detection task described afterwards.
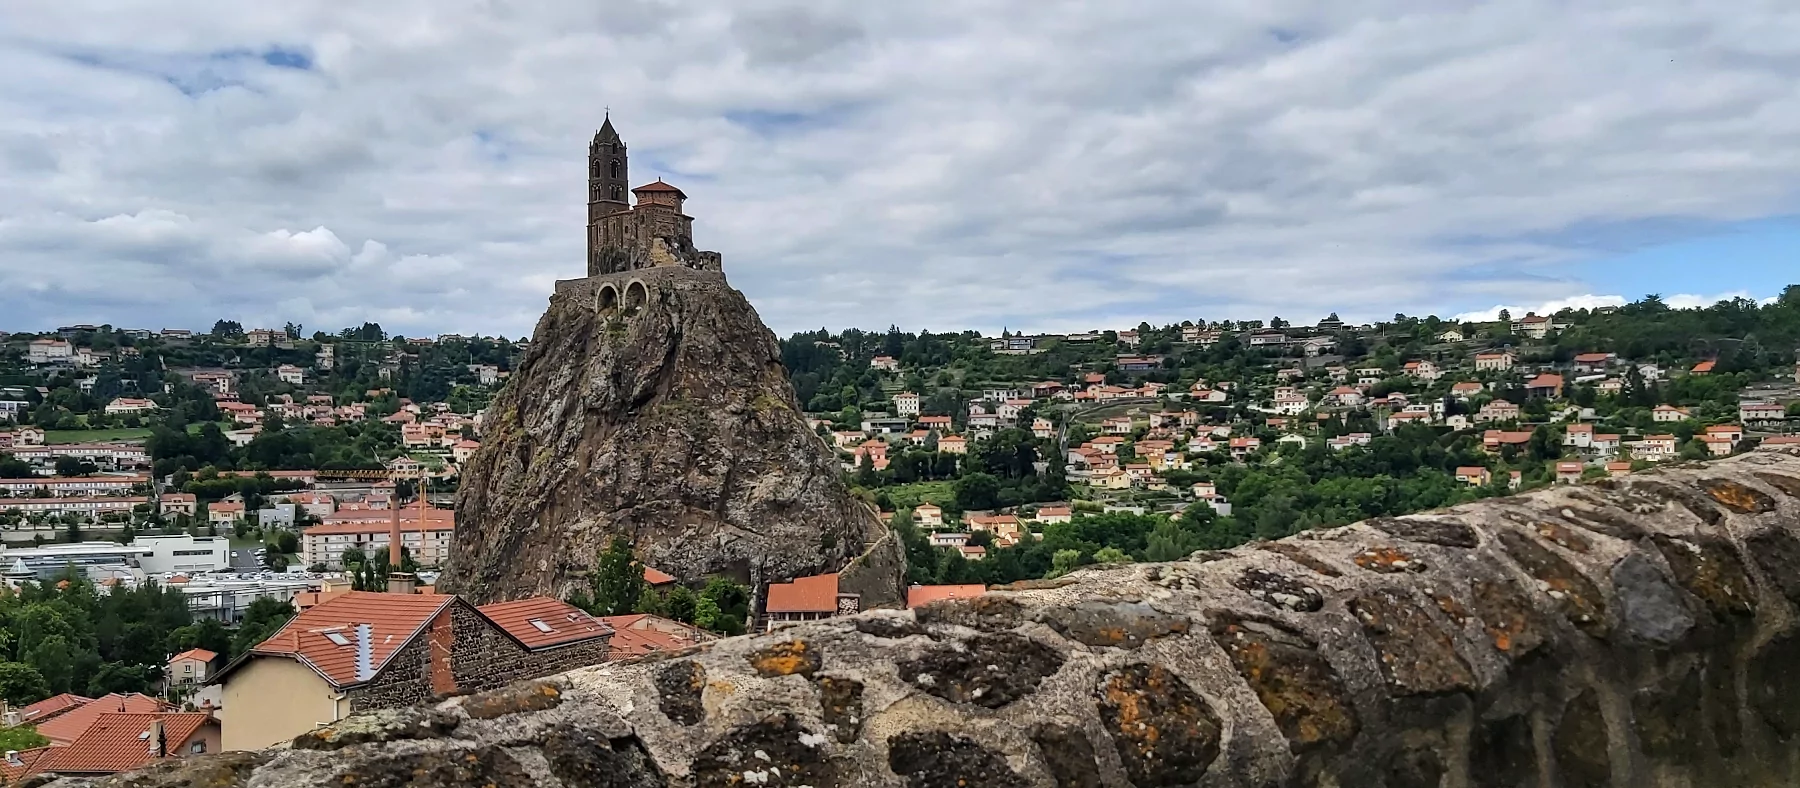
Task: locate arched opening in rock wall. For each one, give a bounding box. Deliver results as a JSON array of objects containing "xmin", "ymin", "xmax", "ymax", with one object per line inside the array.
[
  {"xmin": 625, "ymin": 281, "xmax": 649, "ymax": 312},
  {"xmin": 596, "ymin": 284, "xmax": 618, "ymax": 313}
]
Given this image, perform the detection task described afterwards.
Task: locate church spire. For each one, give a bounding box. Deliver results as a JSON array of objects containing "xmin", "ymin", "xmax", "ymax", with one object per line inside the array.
[{"xmin": 597, "ymin": 112, "xmax": 620, "ymax": 143}]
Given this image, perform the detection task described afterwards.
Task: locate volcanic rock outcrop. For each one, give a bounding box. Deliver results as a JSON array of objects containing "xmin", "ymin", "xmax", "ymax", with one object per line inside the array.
[
  {"xmin": 439, "ymin": 266, "xmax": 900, "ymax": 605},
  {"xmin": 67, "ymin": 449, "xmax": 1800, "ymax": 788}
]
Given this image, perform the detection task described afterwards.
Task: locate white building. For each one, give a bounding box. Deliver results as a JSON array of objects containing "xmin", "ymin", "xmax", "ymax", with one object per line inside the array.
[
  {"xmin": 0, "ymin": 534, "xmax": 229, "ymax": 579},
  {"xmin": 27, "ymin": 339, "xmax": 74, "ymax": 365},
  {"xmin": 276, "ymin": 365, "xmax": 305, "ymax": 385},
  {"xmin": 893, "ymin": 392, "xmax": 921, "ymax": 416}
]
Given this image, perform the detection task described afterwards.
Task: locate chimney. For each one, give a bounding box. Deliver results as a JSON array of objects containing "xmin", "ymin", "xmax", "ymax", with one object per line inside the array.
[
  {"xmin": 354, "ymin": 623, "xmax": 374, "ymax": 682},
  {"xmin": 386, "ymin": 572, "xmax": 417, "ymax": 595},
  {"xmin": 148, "ymin": 718, "xmax": 165, "ymax": 758}
]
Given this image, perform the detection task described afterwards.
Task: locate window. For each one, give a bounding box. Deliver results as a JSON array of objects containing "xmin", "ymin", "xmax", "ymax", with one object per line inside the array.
[
  {"xmin": 529, "ymin": 619, "xmax": 554, "ymax": 633},
  {"xmin": 323, "ymin": 631, "xmax": 350, "ymax": 646},
  {"xmin": 190, "ymin": 741, "xmax": 206, "ymax": 754},
  {"xmin": 610, "ymin": 159, "xmax": 621, "ymax": 178}
]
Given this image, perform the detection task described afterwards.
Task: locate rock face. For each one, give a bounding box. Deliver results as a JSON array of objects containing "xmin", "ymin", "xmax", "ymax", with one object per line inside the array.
[
  {"xmin": 60, "ymin": 450, "xmax": 1800, "ymax": 787},
  {"xmin": 439, "ymin": 267, "xmax": 898, "ymax": 605}
]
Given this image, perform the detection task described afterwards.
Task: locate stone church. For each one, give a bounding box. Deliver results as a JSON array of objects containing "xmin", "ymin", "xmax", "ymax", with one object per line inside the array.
[{"xmin": 585, "ymin": 116, "xmax": 723, "ymax": 276}]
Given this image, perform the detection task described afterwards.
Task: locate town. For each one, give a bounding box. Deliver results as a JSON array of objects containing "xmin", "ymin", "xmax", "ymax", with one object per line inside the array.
[{"xmin": 0, "ymin": 293, "xmax": 1797, "ymax": 775}]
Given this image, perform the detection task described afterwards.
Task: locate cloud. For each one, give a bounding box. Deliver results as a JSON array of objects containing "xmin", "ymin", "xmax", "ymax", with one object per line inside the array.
[
  {"xmin": 2, "ymin": 2, "xmax": 1799, "ymax": 337},
  {"xmin": 1453, "ymin": 295, "xmax": 1631, "ymax": 323}
]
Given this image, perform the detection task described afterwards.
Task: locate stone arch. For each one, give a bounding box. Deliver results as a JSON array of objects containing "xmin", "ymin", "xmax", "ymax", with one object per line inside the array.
[
  {"xmin": 596, "ymin": 284, "xmax": 619, "ymax": 313},
  {"xmin": 624, "ymin": 280, "xmax": 649, "ymax": 312}
]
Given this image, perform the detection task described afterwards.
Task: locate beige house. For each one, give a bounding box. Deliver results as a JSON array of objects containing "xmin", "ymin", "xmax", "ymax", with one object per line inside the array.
[
  {"xmin": 215, "ymin": 592, "xmax": 610, "ymax": 751},
  {"xmin": 166, "ymin": 648, "xmax": 218, "ymax": 689}
]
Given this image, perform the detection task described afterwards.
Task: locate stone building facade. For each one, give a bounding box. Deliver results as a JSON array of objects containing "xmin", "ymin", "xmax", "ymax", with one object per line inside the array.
[
  {"xmin": 347, "ymin": 600, "xmax": 611, "ymax": 713},
  {"xmin": 586, "ymin": 116, "xmax": 723, "ymax": 277}
]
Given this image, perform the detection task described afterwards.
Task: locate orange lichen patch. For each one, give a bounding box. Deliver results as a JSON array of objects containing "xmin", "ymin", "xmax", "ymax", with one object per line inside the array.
[
  {"xmin": 1532, "ymin": 522, "xmax": 1593, "ymax": 553},
  {"xmin": 1466, "ymin": 579, "xmax": 1550, "ymax": 659},
  {"xmin": 1097, "ymin": 663, "xmax": 1221, "ymax": 784},
  {"xmin": 1699, "ymin": 478, "xmax": 1777, "ymax": 514},
  {"xmin": 1353, "ymin": 546, "xmax": 1427, "ymax": 574},
  {"xmin": 746, "ymin": 640, "xmax": 821, "ymax": 678},
  {"xmin": 461, "ymin": 682, "xmax": 562, "ymax": 720},
  {"xmin": 1210, "ymin": 619, "xmax": 1358, "ymax": 749},
  {"xmin": 1432, "ymin": 592, "xmax": 1471, "ymax": 627}
]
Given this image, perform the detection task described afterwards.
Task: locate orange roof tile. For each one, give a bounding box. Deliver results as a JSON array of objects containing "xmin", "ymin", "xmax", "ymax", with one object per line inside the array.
[
  {"xmin": 0, "ymin": 747, "xmax": 51, "ymax": 783},
  {"xmin": 764, "ymin": 573, "xmax": 840, "ymax": 614},
  {"xmin": 906, "ymin": 584, "xmax": 988, "ymax": 608},
  {"xmin": 12, "ymin": 693, "xmax": 92, "ymax": 725},
  {"xmin": 476, "ymin": 597, "xmax": 613, "ymax": 650},
  {"xmin": 243, "ymin": 591, "xmax": 456, "ymax": 687},
  {"xmin": 36, "ymin": 713, "xmax": 214, "ymax": 775},
  {"xmin": 642, "ymin": 566, "xmax": 677, "ymax": 585},
  {"xmin": 597, "ymin": 614, "xmax": 711, "ymax": 658},
  {"xmin": 631, "ymin": 179, "xmax": 686, "ymax": 197},
  {"xmin": 34, "ymin": 694, "xmax": 169, "ymax": 747},
  {"xmin": 168, "ymin": 648, "xmax": 217, "ymax": 664}
]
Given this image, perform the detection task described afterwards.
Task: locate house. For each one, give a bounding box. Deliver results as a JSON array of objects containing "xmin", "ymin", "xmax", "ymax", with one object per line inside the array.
[
  {"xmin": 1705, "ymin": 424, "xmax": 1744, "ymax": 444},
  {"xmin": 918, "ymin": 415, "xmax": 953, "ymax": 431},
  {"xmin": 452, "ymin": 439, "xmax": 482, "ymax": 464},
  {"xmin": 1482, "ymin": 430, "xmax": 1534, "ymax": 451},
  {"xmin": 1115, "ymin": 355, "xmax": 1165, "ymax": 372},
  {"xmin": 1571, "ymin": 353, "xmax": 1615, "ymax": 373},
  {"xmin": 913, "ymin": 503, "xmax": 943, "ymax": 526},
  {"xmin": 1228, "ymin": 437, "xmax": 1261, "ymax": 459},
  {"xmin": 245, "ymin": 329, "xmax": 278, "ymax": 347},
  {"xmin": 598, "ymin": 614, "xmax": 717, "ymax": 659},
  {"xmin": 1454, "ymin": 467, "xmax": 1492, "ymax": 487},
  {"xmin": 1636, "ymin": 434, "xmax": 1678, "ymax": 461},
  {"xmin": 937, "ymin": 435, "xmax": 967, "ymax": 454},
  {"xmin": 1326, "ymin": 432, "xmax": 1372, "ymax": 451},
  {"xmin": 207, "ymin": 501, "xmax": 245, "ymax": 525},
  {"xmin": 1033, "ymin": 506, "xmax": 1073, "ymax": 524},
  {"xmin": 1086, "ymin": 468, "xmax": 1132, "ymax": 489},
  {"xmin": 276, "ymin": 365, "xmax": 305, "ymax": 386},
  {"xmin": 1102, "ymin": 416, "xmax": 1133, "ymax": 435},
  {"xmin": 1698, "ymin": 434, "xmax": 1736, "ymax": 457},
  {"xmin": 906, "ymin": 584, "xmax": 987, "ymax": 608},
  {"xmin": 103, "ymin": 398, "xmax": 158, "ymax": 416},
  {"xmin": 1511, "ymin": 313, "xmax": 1560, "ymax": 339},
  {"xmin": 959, "ymin": 545, "xmax": 988, "ymax": 561},
  {"xmin": 27, "ymin": 339, "xmax": 74, "ymax": 365},
  {"xmin": 21, "ymin": 712, "xmax": 220, "ymax": 778},
  {"xmin": 1690, "ymin": 360, "xmax": 1716, "ymax": 375},
  {"xmin": 870, "ymin": 356, "xmax": 900, "ymax": 372},
  {"xmin": 893, "ymin": 392, "xmax": 921, "ymax": 416},
  {"xmin": 1474, "ymin": 351, "xmax": 1516, "ymax": 372},
  {"xmin": 1477, "ymin": 400, "xmax": 1522, "ymax": 423},
  {"xmin": 1740, "ymin": 401, "xmax": 1787, "ymax": 425},
  {"xmin": 1652, "ymin": 405, "xmax": 1691, "ymax": 423},
  {"xmin": 1438, "ymin": 329, "xmax": 1466, "ymax": 343},
  {"xmin": 764, "ymin": 573, "xmax": 857, "ymax": 631},
  {"xmin": 1031, "ymin": 418, "xmax": 1055, "ymax": 439},
  {"xmin": 1596, "ymin": 378, "xmax": 1625, "ymax": 396},
  {"xmin": 1525, "ymin": 374, "xmax": 1565, "ymax": 399},
  {"xmin": 1606, "ymin": 461, "xmax": 1634, "ymax": 477},
  {"xmin": 1449, "ymin": 382, "xmax": 1484, "ymax": 400},
  {"xmin": 212, "ymin": 592, "xmax": 611, "ymax": 751},
  {"xmin": 1403, "ymin": 360, "xmax": 1442, "ymax": 381},
  {"xmin": 34, "ymin": 693, "xmax": 169, "ymax": 746},
  {"xmin": 1564, "ymin": 423, "xmax": 1595, "ymax": 449},
  {"xmin": 1556, "ymin": 462, "xmax": 1585, "ymax": 484},
  {"xmin": 166, "ymin": 648, "xmax": 218, "ymax": 689},
  {"xmin": 928, "ymin": 532, "xmax": 970, "ymax": 548}
]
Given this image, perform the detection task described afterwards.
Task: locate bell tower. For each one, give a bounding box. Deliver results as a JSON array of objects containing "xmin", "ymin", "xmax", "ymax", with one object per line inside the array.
[{"xmin": 588, "ymin": 114, "xmax": 629, "ymax": 273}]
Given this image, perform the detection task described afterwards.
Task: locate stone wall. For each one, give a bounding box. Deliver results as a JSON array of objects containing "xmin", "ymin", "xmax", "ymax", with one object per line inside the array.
[
  {"xmin": 53, "ymin": 449, "xmax": 1800, "ymax": 788},
  {"xmin": 344, "ymin": 603, "xmax": 611, "ymax": 714}
]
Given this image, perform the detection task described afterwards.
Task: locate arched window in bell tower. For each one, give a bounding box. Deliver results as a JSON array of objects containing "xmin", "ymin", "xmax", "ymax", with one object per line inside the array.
[
  {"xmin": 610, "ymin": 159, "xmax": 621, "ymax": 178},
  {"xmin": 611, "ymin": 185, "xmax": 623, "ymax": 200}
]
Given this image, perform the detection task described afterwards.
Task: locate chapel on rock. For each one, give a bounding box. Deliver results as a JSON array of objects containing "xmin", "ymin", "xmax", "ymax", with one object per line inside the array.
[{"xmin": 585, "ymin": 116, "xmax": 723, "ymax": 277}]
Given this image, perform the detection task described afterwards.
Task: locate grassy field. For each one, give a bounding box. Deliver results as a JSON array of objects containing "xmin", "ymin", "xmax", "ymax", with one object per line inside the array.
[
  {"xmin": 880, "ymin": 480, "xmax": 957, "ymax": 511},
  {"xmin": 45, "ymin": 428, "xmax": 153, "ymax": 444},
  {"xmin": 186, "ymin": 421, "xmax": 235, "ymax": 435}
]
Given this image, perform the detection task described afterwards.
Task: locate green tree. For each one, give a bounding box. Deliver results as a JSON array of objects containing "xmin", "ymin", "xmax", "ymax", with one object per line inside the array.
[
  {"xmin": 231, "ymin": 598, "xmax": 296, "ymax": 656},
  {"xmin": 1144, "ymin": 519, "xmax": 1202, "ymax": 562},
  {"xmin": 953, "ymin": 472, "xmax": 1001, "ymax": 511},
  {"xmin": 579, "ymin": 537, "xmax": 647, "ymax": 617},
  {"xmin": 1093, "ymin": 547, "xmax": 1131, "ymax": 563},
  {"xmin": 1047, "ymin": 549, "xmax": 1083, "ymax": 578},
  {"xmin": 0, "ymin": 661, "xmax": 51, "ymax": 705}
]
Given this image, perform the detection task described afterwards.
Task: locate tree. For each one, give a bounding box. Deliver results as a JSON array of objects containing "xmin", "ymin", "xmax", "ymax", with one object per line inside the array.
[
  {"xmin": 211, "ymin": 320, "xmax": 244, "ymax": 337},
  {"xmin": 0, "ymin": 453, "xmax": 33, "ymax": 478},
  {"xmin": 1047, "ymin": 549, "xmax": 1083, "ymax": 578},
  {"xmin": 54, "ymin": 456, "xmax": 99, "ymax": 477},
  {"xmin": 953, "ymin": 472, "xmax": 1001, "ymax": 511},
  {"xmin": 1144, "ymin": 519, "xmax": 1202, "ymax": 562},
  {"xmin": 0, "ymin": 661, "xmax": 51, "ymax": 705},
  {"xmin": 231, "ymin": 598, "xmax": 295, "ymax": 656},
  {"xmin": 1093, "ymin": 547, "xmax": 1131, "ymax": 563},
  {"xmin": 580, "ymin": 537, "xmax": 646, "ymax": 617}
]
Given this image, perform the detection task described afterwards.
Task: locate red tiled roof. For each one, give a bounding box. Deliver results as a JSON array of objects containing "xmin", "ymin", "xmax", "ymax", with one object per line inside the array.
[
  {"xmin": 0, "ymin": 747, "xmax": 51, "ymax": 783},
  {"xmin": 168, "ymin": 648, "xmax": 217, "ymax": 664},
  {"xmin": 765, "ymin": 573, "xmax": 840, "ymax": 614},
  {"xmin": 476, "ymin": 597, "xmax": 612, "ymax": 650},
  {"xmin": 631, "ymin": 180, "xmax": 686, "ymax": 197},
  {"xmin": 906, "ymin": 584, "xmax": 987, "ymax": 608},
  {"xmin": 35, "ymin": 694, "xmax": 168, "ymax": 747},
  {"xmin": 13, "ymin": 693, "xmax": 92, "ymax": 725},
  {"xmin": 37, "ymin": 712, "xmax": 214, "ymax": 775},
  {"xmin": 1526, "ymin": 374, "xmax": 1564, "ymax": 387},
  {"xmin": 642, "ymin": 566, "xmax": 677, "ymax": 585},
  {"xmin": 598, "ymin": 614, "xmax": 711, "ymax": 658},
  {"xmin": 246, "ymin": 591, "xmax": 456, "ymax": 687}
]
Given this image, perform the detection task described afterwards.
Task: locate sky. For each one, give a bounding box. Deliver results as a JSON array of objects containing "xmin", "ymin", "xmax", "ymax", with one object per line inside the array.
[{"xmin": 2, "ymin": 2, "xmax": 1799, "ymax": 339}]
